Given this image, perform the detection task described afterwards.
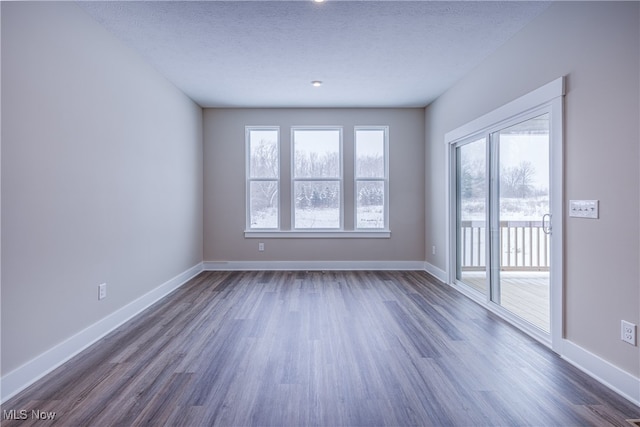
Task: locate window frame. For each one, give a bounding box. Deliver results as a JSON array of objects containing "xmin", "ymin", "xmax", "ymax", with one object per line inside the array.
[
  {"xmin": 243, "ymin": 124, "xmax": 391, "ymax": 239},
  {"xmin": 354, "ymin": 126, "xmax": 389, "ymax": 231},
  {"xmin": 290, "ymin": 126, "xmax": 344, "ymax": 230},
  {"xmin": 245, "ymin": 126, "xmax": 280, "ymax": 231}
]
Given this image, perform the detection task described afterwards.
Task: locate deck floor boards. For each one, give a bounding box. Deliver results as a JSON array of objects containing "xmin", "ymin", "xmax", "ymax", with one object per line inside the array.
[{"xmin": 460, "ymin": 271, "xmax": 550, "ymax": 331}]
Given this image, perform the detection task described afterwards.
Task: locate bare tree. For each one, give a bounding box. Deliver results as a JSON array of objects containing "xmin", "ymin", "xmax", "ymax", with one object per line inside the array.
[
  {"xmin": 460, "ymin": 158, "xmax": 485, "ymax": 199},
  {"xmin": 356, "ymin": 154, "xmax": 384, "ymax": 178},
  {"xmin": 251, "ymin": 139, "xmax": 278, "ymax": 178},
  {"xmin": 251, "ymin": 139, "xmax": 279, "ymax": 212},
  {"xmin": 501, "ymin": 161, "xmax": 535, "ymax": 198}
]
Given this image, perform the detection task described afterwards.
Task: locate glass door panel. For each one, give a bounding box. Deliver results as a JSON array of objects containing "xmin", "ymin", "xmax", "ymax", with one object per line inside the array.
[
  {"xmin": 493, "ymin": 114, "xmax": 550, "ymax": 332},
  {"xmin": 456, "ymin": 138, "xmax": 487, "ymax": 295}
]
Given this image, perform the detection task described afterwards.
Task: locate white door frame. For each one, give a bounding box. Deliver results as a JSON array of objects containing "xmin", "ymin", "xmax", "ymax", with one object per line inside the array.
[{"xmin": 444, "ymin": 77, "xmax": 565, "ymax": 352}]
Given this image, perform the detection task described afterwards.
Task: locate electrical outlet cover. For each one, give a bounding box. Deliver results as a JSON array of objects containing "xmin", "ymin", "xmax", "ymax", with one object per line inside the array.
[
  {"xmin": 621, "ymin": 320, "xmax": 636, "ymax": 346},
  {"xmin": 98, "ymin": 283, "xmax": 107, "ymax": 300}
]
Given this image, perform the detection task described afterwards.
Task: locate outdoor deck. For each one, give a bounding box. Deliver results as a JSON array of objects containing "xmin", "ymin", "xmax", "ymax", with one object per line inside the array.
[{"xmin": 459, "ymin": 271, "xmax": 550, "ymax": 332}]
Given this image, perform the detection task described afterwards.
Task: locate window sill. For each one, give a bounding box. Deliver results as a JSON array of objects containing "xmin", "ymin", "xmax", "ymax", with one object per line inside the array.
[{"xmin": 244, "ymin": 230, "xmax": 391, "ymax": 239}]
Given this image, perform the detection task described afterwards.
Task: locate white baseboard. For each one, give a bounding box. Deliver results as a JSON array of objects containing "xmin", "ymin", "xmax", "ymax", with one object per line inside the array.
[
  {"xmin": 424, "ymin": 261, "xmax": 447, "ymax": 283},
  {"xmin": 561, "ymin": 340, "xmax": 640, "ymax": 406},
  {"xmin": 203, "ymin": 261, "xmax": 424, "ymax": 271},
  {"xmin": 426, "ymin": 263, "xmax": 639, "ymax": 407},
  {"xmin": 0, "ymin": 263, "xmax": 203, "ymax": 404},
  {"xmin": 203, "ymin": 260, "xmax": 425, "ymax": 271}
]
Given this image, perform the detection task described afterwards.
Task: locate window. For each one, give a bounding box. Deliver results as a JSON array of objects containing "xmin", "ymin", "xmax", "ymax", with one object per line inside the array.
[
  {"xmin": 355, "ymin": 127, "xmax": 388, "ymax": 229},
  {"xmin": 292, "ymin": 127, "xmax": 342, "ymax": 229},
  {"xmin": 245, "ymin": 124, "xmax": 390, "ymax": 238},
  {"xmin": 246, "ymin": 127, "xmax": 279, "ymax": 229}
]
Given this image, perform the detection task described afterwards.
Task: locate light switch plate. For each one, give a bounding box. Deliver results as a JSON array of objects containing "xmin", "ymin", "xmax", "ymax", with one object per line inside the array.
[{"xmin": 569, "ymin": 200, "xmax": 599, "ymax": 219}]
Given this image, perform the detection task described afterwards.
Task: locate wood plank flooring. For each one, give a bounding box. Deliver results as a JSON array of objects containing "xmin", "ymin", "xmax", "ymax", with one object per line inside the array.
[{"xmin": 2, "ymin": 270, "xmax": 639, "ymax": 426}]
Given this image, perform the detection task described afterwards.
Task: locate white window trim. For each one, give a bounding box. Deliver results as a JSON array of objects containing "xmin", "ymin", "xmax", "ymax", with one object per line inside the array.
[
  {"xmin": 244, "ymin": 230, "xmax": 391, "ymax": 238},
  {"xmin": 246, "ymin": 126, "xmax": 280, "ymax": 231},
  {"xmin": 291, "ymin": 126, "xmax": 344, "ymax": 230},
  {"xmin": 354, "ymin": 126, "xmax": 390, "ymax": 231},
  {"xmin": 243, "ymin": 124, "xmax": 392, "ymax": 239}
]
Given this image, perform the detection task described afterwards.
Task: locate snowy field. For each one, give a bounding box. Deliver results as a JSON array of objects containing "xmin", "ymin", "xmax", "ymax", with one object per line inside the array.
[
  {"xmin": 250, "ymin": 206, "xmax": 385, "ymax": 229},
  {"xmin": 460, "ymin": 196, "xmax": 549, "ymax": 221}
]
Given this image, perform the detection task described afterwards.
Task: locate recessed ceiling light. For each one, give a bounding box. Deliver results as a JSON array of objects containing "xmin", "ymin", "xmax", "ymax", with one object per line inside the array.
[
  {"xmin": 313, "ymin": 0, "xmax": 325, "ymax": 3},
  {"xmin": 311, "ymin": 80, "xmax": 323, "ymax": 87}
]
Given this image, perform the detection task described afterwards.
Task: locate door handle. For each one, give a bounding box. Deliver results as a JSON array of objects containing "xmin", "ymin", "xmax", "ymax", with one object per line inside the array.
[{"xmin": 542, "ymin": 213, "xmax": 552, "ymax": 235}]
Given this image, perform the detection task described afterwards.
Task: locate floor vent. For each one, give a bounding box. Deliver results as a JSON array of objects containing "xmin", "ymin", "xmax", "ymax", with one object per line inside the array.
[{"xmin": 627, "ymin": 419, "xmax": 640, "ymax": 426}]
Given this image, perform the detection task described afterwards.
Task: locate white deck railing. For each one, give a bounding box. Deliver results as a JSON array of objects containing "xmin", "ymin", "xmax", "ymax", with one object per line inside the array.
[{"xmin": 460, "ymin": 220, "xmax": 549, "ymax": 271}]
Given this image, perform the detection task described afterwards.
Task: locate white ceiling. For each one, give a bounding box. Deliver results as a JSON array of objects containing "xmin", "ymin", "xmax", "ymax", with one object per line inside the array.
[{"xmin": 78, "ymin": 1, "xmax": 551, "ymax": 108}]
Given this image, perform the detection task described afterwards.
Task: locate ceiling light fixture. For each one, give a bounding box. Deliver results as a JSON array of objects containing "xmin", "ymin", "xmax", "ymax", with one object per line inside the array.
[
  {"xmin": 311, "ymin": 80, "xmax": 323, "ymax": 87},
  {"xmin": 312, "ymin": 0, "xmax": 325, "ymax": 3}
]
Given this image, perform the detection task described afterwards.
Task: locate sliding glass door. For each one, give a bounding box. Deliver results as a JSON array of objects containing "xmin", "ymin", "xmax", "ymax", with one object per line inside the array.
[
  {"xmin": 455, "ymin": 137, "xmax": 487, "ymax": 296},
  {"xmin": 448, "ymin": 81, "xmax": 563, "ymax": 346},
  {"xmin": 491, "ymin": 114, "xmax": 551, "ymax": 333},
  {"xmin": 454, "ymin": 115, "xmax": 551, "ymax": 334}
]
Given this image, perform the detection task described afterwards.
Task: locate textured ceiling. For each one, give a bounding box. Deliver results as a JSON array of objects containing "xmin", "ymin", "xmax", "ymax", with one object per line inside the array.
[{"xmin": 78, "ymin": 1, "xmax": 551, "ymax": 108}]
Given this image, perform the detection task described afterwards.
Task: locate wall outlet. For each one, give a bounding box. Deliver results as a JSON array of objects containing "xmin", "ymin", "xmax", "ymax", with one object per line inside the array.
[
  {"xmin": 98, "ymin": 283, "xmax": 107, "ymax": 300},
  {"xmin": 258, "ymin": 242, "xmax": 265, "ymax": 252},
  {"xmin": 621, "ymin": 320, "xmax": 636, "ymax": 346},
  {"xmin": 432, "ymin": 246, "xmax": 436, "ymax": 255}
]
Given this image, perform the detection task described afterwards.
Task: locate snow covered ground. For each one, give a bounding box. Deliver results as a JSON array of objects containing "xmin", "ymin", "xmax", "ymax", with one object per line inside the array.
[
  {"xmin": 250, "ymin": 206, "xmax": 385, "ymax": 229},
  {"xmin": 461, "ymin": 196, "xmax": 549, "ymax": 221}
]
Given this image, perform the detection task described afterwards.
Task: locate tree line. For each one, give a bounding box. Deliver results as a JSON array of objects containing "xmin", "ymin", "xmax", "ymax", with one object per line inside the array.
[
  {"xmin": 251, "ymin": 139, "xmax": 385, "ymax": 213},
  {"xmin": 461, "ymin": 159, "xmax": 544, "ymax": 199}
]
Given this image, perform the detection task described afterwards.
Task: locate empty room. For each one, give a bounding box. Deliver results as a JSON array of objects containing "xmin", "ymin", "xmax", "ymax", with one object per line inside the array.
[{"xmin": 2, "ymin": 1, "xmax": 639, "ymax": 426}]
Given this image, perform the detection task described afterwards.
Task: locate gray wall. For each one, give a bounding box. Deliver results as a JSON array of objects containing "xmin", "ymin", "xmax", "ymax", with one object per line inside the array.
[
  {"xmin": 1, "ymin": 2, "xmax": 203, "ymax": 374},
  {"xmin": 425, "ymin": 1, "xmax": 639, "ymax": 375},
  {"xmin": 204, "ymin": 108, "xmax": 425, "ymax": 263}
]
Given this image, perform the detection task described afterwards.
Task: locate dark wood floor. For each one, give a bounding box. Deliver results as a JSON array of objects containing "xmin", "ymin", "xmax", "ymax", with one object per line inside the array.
[{"xmin": 3, "ymin": 270, "xmax": 639, "ymax": 426}]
